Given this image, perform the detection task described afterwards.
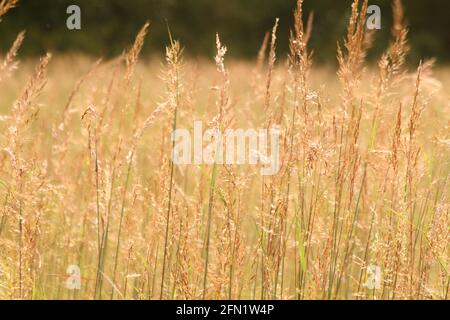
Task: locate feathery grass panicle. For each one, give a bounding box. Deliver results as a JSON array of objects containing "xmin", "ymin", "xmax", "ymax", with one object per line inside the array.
[
  {"xmin": 370, "ymin": 0, "xmax": 408, "ymax": 151},
  {"xmin": 3, "ymin": 52, "xmax": 51, "ymax": 299},
  {"xmin": 0, "ymin": 0, "xmax": 18, "ymax": 18},
  {"xmin": 13, "ymin": 53, "xmax": 51, "ymax": 118},
  {"xmin": 337, "ymin": 0, "xmax": 369, "ymax": 117},
  {"xmin": 256, "ymin": 32, "xmax": 270, "ymax": 70},
  {"xmin": 211, "ymin": 34, "xmax": 232, "ymax": 130},
  {"xmin": 160, "ymin": 35, "xmax": 183, "ymax": 299},
  {"xmin": 125, "ymin": 21, "xmax": 150, "ymax": 83},
  {"xmin": 202, "ymin": 33, "xmax": 231, "ymax": 299},
  {"xmin": 0, "ymin": 31, "xmax": 25, "ymax": 82},
  {"xmin": 263, "ymin": 18, "xmax": 279, "ymax": 127}
]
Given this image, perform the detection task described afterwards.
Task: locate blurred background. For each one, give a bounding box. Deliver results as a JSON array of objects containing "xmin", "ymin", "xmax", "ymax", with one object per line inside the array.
[{"xmin": 1, "ymin": 0, "xmax": 449, "ymax": 64}]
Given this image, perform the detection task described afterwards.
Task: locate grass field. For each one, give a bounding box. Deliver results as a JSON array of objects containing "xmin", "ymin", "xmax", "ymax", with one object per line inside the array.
[{"xmin": 0, "ymin": 0, "xmax": 448, "ymax": 300}]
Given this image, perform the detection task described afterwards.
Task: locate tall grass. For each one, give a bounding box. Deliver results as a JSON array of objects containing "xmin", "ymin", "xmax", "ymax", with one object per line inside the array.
[{"xmin": 0, "ymin": 0, "xmax": 448, "ymax": 300}]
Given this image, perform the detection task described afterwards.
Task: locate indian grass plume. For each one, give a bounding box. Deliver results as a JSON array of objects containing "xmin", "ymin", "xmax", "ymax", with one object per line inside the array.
[
  {"xmin": 125, "ymin": 21, "xmax": 150, "ymax": 84},
  {"xmin": 250, "ymin": 32, "xmax": 270, "ymax": 106},
  {"xmin": 12, "ymin": 53, "xmax": 52, "ymax": 120},
  {"xmin": 390, "ymin": 103, "xmax": 403, "ymax": 178},
  {"xmin": 0, "ymin": 31, "xmax": 25, "ymax": 82},
  {"xmin": 81, "ymin": 105, "xmax": 105, "ymax": 299},
  {"xmin": 328, "ymin": 0, "xmax": 371, "ymax": 299},
  {"xmin": 376, "ymin": 0, "xmax": 409, "ymax": 93},
  {"xmin": 304, "ymin": 11, "xmax": 314, "ymax": 47},
  {"xmin": 111, "ymin": 23, "xmax": 151, "ymax": 146},
  {"xmin": 405, "ymin": 63, "xmax": 423, "ymax": 295},
  {"xmin": 209, "ymin": 36, "xmax": 244, "ymax": 297},
  {"xmin": 370, "ymin": 0, "xmax": 409, "ymax": 150},
  {"xmin": 287, "ymin": 0, "xmax": 314, "ymax": 299},
  {"xmin": 263, "ymin": 18, "xmax": 279, "ymax": 127},
  {"xmin": 6, "ymin": 52, "xmax": 52, "ymax": 178},
  {"xmin": 257, "ymin": 17, "xmax": 280, "ymax": 299},
  {"xmin": 0, "ymin": 0, "xmax": 18, "ymax": 19},
  {"xmin": 160, "ymin": 35, "xmax": 183, "ymax": 299},
  {"xmin": 256, "ymin": 32, "xmax": 270, "ymax": 70},
  {"xmin": 3, "ymin": 52, "xmax": 51, "ymax": 299},
  {"xmin": 288, "ymin": 0, "xmax": 312, "ymax": 131},
  {"xmin": 337, "ymin": 0, "xmax": 369, "ymax": 118},
  {"xmin": 202, "ymin": 33, "xmax": 235, "ymax": 299},
  {"xmin": 213, "ymin": 33, "xmax": 232, "ymax": 128}
]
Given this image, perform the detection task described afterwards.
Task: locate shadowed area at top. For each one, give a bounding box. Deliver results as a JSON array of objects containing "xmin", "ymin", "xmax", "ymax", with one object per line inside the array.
[{"xmin": 0, "ymin": 0, "xmax": 449, "ymax": 64}]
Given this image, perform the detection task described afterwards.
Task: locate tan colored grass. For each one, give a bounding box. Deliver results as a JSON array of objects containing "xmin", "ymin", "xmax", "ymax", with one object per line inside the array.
[{"xmin": 0, "ymin": 0, "xmax": 448, "ymax": 300}]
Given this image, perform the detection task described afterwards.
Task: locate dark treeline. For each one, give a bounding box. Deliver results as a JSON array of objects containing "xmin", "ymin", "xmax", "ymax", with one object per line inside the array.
[{"xmin": 0, "ymin": 0, "xmax": 449, "ymax": 64}]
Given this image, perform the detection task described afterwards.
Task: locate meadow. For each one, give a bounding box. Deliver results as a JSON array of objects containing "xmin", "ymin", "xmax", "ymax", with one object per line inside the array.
[{"xmin": 0, "ymin": 0, "xmax": 448, "ymax": 300}]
